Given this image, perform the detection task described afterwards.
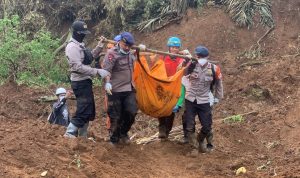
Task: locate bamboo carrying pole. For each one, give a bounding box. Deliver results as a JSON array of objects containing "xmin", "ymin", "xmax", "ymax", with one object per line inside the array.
[
  {"xmin": 102, "ymin": 39, "xmax": 198, "ymax": 60},
  {"xmin": 100, "ymin": 39, "xmax": 218, "ymax": 63}
]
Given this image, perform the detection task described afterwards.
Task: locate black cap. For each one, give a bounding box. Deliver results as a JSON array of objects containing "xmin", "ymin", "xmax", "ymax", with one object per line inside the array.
[{"xmin": 72, "ymin": 20, "xmax": 91, "ymax": 35}]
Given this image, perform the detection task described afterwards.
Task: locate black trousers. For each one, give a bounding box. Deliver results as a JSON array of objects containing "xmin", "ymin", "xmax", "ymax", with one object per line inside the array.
[
  {"xmin": 182, "ymin": 111, "xmax": 188, "ymax": 138},
  {"xmin": 70, "ymin": 79, "xmax": 95, "ymax": 128},
  {"xmin": 158, "ymin": 113, "xmax": 175, "ymax": 136},
  {"xmin": 184, "ymin": 99, "xmax": 212, "ymax": 135},
  {"xmin": 107, "ymin": 91, "xmax": 138, "ymax": 143}
]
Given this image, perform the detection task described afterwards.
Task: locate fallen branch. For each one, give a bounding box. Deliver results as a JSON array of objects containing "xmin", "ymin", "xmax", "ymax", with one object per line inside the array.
[
  {"xmin": 37, "ymin": 95, "xmax": 76, "ymax": 102},
  {"xmin": 135, "ymin": 125, "xmax": 185, "ymax": 145},
  {"xmin": 257, "ymin": 26, "xmax": 275, "ymax": 45},
  {"xmin": 244, "ymin": 27, "xmax": 275, "ymax": 59},
  {"xmin": 26, "ymin": 80, "xmax": 54, "ymax": 95},
  {"xmin": 52, "ymin": 30, "xmax": 72, "ymax": 66},
  {"xmin": 240, "ymin": 111, "xmax": 258, "ymax": 116},
  {"xmin": 136, "ymin": 111, "xmax": 259, "ymax": 144},
  {"xmin": 153, "ymin": 16, "xmax": 183, "ymax": 32},
  {"xmin": 238, "ymin": 60, "xmax": 270, "ymax": 68}
]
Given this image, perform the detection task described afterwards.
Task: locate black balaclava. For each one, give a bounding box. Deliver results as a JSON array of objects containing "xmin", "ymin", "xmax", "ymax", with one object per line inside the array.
[{"xmin": 72, "ymin": 31, "xmax": 85, "ymax": 43}]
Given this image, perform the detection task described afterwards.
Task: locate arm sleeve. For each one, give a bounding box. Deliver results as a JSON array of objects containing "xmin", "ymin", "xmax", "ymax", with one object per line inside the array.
[
  {"xmin": 91, "ymin": 45, "xmax": 104, "ymax": 59},
  {"xmin": 176, "ymin": 85, "xmax": 186, "ymax": 107},
  {"xmin": 53, "ymin": 98, "xmax": 67, "ymax": 113},
  {"xmin": 66, "ymin": 45, "xmax": 98, "ymax": 76},
  {"xmin": 214, "ymin": 65, "xmax": 224, "ymax": 99},
  {"xmin": 102, "ymin": 52, "xmax": 117, "ymax": 73}
]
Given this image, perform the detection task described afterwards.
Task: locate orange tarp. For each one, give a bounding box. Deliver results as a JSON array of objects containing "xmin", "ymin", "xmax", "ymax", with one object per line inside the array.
[{"xmin": 133, "ymin": 53, "xmax": 184, "ymax": 118}]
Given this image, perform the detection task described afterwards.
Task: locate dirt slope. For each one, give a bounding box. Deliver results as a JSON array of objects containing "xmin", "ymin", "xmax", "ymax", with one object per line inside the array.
[{"xmin": 0, "ymin": 0, "xmax": 299, "ymax": 177}]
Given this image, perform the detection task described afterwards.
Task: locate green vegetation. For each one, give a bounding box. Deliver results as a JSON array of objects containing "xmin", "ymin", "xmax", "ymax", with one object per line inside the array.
[
  {"xmin": 0, "ymin": 0, "xmax": 275, "ymax": 87},
  {"xmin": 223, "ymin": 114, "xmax": 244, "ymax": 123},
  {"xmin": 0, "ymin": 15, "xmax": 69, "ymax": 86},
  {"xmin": 222, "ymin": 0, "xmax": 274, "ymax": 28}
]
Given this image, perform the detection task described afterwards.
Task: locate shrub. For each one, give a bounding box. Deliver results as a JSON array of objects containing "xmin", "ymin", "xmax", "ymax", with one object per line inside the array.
[{"xmin": 0, "ymin": 15, "xmax": 69, "ymax": 86}]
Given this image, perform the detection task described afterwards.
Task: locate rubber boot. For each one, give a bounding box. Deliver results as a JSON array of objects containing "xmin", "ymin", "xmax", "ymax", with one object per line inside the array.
[
  {"xmin": 64, "ymin": 122, "xmax": 79, "ymax": 138},
  {"xmin": 206, "ymin": 131, "xmax": 214, "ymax": 152},
  {"xmin": 165, "ymin": 114, "xmax": 175, "ymax": 138},
  {"xmin": 78, "ymin": 122, "xmax": 89, "ymax": 137},
  {"xmin": 158, "ymin": 124, "xmax": 167, "ymax": 139},
  {"xmin": 187, "ymin": 132, "xmax": 198, "ymax": 148},
  {"xmin": 197, "ymin": 132, "xmax": 207, "ymax": 153},
  {"xmin": 182, "ymin": 135, "xmax": 189, "ymax": 144},
  {"xmin": 158, "ymin": 117, "xmax": 167, "ymax": 139},
  {"xmin": 120, "ymin": 135, "xmax": 131, "ymax": 145},
  {"xmin": 182, "ymin": 112, "xmax": 188, "ymax": 144}
]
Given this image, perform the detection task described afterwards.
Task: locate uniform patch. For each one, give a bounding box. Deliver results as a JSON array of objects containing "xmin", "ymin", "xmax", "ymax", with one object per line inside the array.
[
  {"xmin": 108, "ymin": 54, "xmax": 114, "ymax": 61},
  {"xmin": 206, "ymin": 69, "xmax": 213, "ymax": 75}
]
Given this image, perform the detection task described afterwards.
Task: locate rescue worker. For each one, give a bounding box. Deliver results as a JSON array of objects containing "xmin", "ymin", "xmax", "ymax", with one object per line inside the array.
[
  {"xmin": 95, "ymin": 34, "xmax": 121, "ymax": 69},
  {"xmin": 183, "ymin": 45, "xmax": 223, "ymax": 152},
  {"xmin": 48, "ymin": 88, "xmax": 72, "ymax": 127},
  {"xmin": 64, "ymin": 20, "xmax": 110, "ymax": 138},
  {"xmin": 181, "ymin": 89, "xmax": 217, "ymax": 144},
  {"xmin": 102, "ymin": 32, "xmax": 138, "ymax": 145},
  {"xmin": 100, "ymin": 34, "xmax": 122, "ymax": 141},
  {"xmin": 158, "ymin": 36, "xmax": 190, "ymax": 139}
]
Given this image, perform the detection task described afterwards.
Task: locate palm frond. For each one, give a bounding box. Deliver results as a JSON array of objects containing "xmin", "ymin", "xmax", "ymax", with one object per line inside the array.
[{"xmin": 222, "ymin": 0, "xmax": 274, "ymax": 28}]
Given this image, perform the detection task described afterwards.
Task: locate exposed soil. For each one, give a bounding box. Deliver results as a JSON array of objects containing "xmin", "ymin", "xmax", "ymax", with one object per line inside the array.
[{"xmin": 0, "ymin": 0, "xmax": 299, "ymax": 177}]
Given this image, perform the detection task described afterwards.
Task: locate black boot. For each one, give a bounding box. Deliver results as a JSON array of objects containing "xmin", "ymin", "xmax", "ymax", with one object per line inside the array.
[
  {"xmin": 206, "ymin": 131, "xmax": 214, "ymax": 152},
  {"xmin": 182, "ymin": 112, "xmax": 188, "ymax": 144},
  {"xmin": 187, "ymin": 132, "xmax": 198, "ymax": 148},
  {"xmin": 120, "ymin": 135, "xmax": 131, "ymax": 145},
  {"xmin": 158, "ymin": 118, "xmax": 167, "ymax": 139},
  {"xmin": 165, "ymin": 114, "xmax": 175, "ymax": 138},
  {"xmin": 158, "ymin": 125, "xmax": 167, "ymax": 139},
  {"xmin": 197, "ymin": 131, "xmax": 207, "ymax": 153}
]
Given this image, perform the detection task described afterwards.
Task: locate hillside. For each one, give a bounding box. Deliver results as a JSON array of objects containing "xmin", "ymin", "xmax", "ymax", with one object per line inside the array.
[{"xmin": 0, "ymin": 0, "xmax": 299, "ymax": 177}]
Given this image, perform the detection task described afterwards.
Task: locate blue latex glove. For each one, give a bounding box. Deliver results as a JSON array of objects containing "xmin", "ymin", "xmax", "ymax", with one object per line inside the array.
[{"xmin": 172, "ymin": 105, "xmax": 180, "ymax": 113}]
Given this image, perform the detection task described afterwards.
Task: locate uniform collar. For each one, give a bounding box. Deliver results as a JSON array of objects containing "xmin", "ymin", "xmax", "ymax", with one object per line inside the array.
[
  {"xmin": 70, "ymin": 37, "xmax": 85, "ymax": 46},
  {"xmin": 197, "ymin": 62, "xmax": 211, "ymax": 72}
]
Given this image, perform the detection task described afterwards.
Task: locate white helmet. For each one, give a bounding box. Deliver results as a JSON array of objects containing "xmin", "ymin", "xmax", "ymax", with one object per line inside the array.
[{"xmin": 55, "ymin": 87, "xmax": 66, "ymax": 95}]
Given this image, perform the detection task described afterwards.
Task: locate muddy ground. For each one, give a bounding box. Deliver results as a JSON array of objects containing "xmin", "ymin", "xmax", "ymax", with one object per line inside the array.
[{"xmin": 0, "ymin": 0, "xmax": 299, "ymax": 177}]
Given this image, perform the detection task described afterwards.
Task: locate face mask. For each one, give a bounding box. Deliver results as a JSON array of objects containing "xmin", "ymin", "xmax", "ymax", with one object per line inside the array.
[
  {"xmin": 59, "ymin": 95, "xmax": 65, "ymax": 101},
  {"xmin": 72, "ymin": 32, "xmax": 86, "ymax": 43},
  {"xmin": 198, "ymin": 58, "xmax": 208, "ymax": 66},
  {"xmin": 120, "ymin": 47, "xmax": 130, "ymax": 55}
]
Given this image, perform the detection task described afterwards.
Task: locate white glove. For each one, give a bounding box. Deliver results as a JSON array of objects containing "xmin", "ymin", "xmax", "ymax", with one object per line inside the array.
[
  {"xmin": 182, "ymin": 49, "xmax": 192, "ymax": 59},
  {"xmin": 105, "ymin": 82, "xmax": 112, "ymax": 95},
  {"xmin": 97, "ymin": 69, "xmax": 110, "ymax": 78},
  {"xmin": 138, "ymin": 44, "xmax": 146, "ymax": 51},
  {"xmin": 209, "ymin": 92, "xmax": 214, "ymax": 106},
  {"xmin": 97, "ymin": 36, "xmax": 106, "ymax": 48},
  {"xmin": 214, "ymin": 98, "xmax": 219, "ymax": 104}
]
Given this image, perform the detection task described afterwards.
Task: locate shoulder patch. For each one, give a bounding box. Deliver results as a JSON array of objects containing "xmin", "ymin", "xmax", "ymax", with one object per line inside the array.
[
  {"xmin": 108, "ymin": 54, "xmax": 114, "ymax": 61},
  {"xmin": 215, "ymin": 65, "xmax": 222, "ymax": 80}
]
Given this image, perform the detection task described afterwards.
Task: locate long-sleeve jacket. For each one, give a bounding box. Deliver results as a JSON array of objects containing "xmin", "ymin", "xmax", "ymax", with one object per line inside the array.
[
  {"xmin": 183, "ymin": 62, "xmax": 223, "ymax": 104},
  {"xmin": 48, "ymin": 98, "xmax": 70, "ymax": 127},
  {"xmin": 102, "ymin": 45, "xmax": 136, "ymax": 92},
  {"xmin": 65, "ymin": 38, "xmax": 103, "ymax": 81}
]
